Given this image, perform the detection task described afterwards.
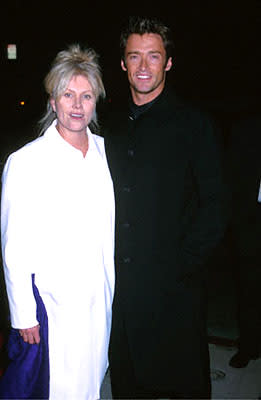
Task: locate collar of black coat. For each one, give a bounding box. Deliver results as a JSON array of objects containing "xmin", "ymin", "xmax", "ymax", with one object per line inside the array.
[
  {"xmin": 128, "ymin": 87, "xmax": 183, "ymax": 120},
  {"xmin": 129, "ymin": 92, "xmax": 162, "ymax": 120}
]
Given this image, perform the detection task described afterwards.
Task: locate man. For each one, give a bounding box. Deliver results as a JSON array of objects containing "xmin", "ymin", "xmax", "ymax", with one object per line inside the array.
[
  {"xmin": 104, "ymin": 16, "xmax": 228, "ymax": 399},
  {"xmin": 226, "ymin": 116, "xmax": 261, "ymax": 368}
]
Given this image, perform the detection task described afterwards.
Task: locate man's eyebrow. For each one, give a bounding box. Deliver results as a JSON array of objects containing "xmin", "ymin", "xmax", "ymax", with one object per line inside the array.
[
  {"xmin": 148, "ymin": 51, "xmax": 162, "ymax": 54},
  {"xmin": 126, "ymin": 50, "xmax": 162, "ymax": 55}
]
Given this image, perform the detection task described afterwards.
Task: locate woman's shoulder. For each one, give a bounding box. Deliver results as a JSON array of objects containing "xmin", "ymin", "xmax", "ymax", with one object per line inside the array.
[
  {"xmin": 92, "ymin": 132, "xmax": 104, "ymax": 144},
  {"xmin": 90, "ymin": 130, "xmax": 105, "ymax": 151},
  {"xmin": 3, "ymin": 135, "xmax": 47, "ymax": 175}
]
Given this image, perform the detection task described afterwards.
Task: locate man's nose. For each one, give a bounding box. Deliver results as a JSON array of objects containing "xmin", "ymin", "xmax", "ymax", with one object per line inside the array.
[{"xmin": 139, "ymin": 57, "xmax": 148, "ymax": 70}]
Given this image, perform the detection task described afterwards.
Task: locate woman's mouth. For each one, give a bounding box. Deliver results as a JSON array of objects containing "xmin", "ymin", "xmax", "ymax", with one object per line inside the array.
[{"xmin": 70, "ymin": 113, "xmax": 84, "ymax": 119}]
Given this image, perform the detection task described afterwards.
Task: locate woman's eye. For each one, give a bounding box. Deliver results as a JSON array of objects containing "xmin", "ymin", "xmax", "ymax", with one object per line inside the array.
[
  {"xmin": 64, "ymin": 92, "xmax": 72, "ymax": 98},
  {"xmin": 84, "ymin": 94, "xmax": 92, "ymax": 100}
]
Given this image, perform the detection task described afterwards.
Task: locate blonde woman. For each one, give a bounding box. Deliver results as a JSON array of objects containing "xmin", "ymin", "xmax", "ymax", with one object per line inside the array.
[{"xmin": 0, "ymin": 44, "xmax": 115, "ymax": 400}]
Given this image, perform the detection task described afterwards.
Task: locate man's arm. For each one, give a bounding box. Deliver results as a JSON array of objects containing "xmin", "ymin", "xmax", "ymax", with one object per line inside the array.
[{"xmin": 178, "ymin": 113, "xmax": 229, "ymax": 281}]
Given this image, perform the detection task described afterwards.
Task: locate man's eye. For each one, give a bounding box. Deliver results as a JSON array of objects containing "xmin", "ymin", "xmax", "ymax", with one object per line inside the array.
[
  {"xmin": 150, "ymin": 54, "xmax": 160, "ymax": 61},
  {"xmin": 129, "ymin": 55, "xmax": 139, "ymax": 61}
]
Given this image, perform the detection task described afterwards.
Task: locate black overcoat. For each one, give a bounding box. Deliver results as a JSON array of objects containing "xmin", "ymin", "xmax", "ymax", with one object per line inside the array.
[{"xmin": 104, "ymin": 88, "xmax": 228, "ymax": 395}]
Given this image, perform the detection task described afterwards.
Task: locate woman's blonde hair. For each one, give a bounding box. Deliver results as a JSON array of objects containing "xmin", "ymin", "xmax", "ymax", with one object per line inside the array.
[{"xmin": 38, "ymin": 44, "xmax": 105, "ymax": 135}]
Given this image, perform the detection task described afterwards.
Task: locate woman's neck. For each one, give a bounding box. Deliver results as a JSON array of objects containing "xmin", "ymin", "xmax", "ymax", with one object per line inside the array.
[{"xmin": 56, "ymin": 126, "xmax": 89, "ymax": 157}]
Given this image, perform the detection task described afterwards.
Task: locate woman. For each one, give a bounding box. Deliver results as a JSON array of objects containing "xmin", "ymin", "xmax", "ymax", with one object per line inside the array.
[{"xmin": 0, "ymin": 44, "xmax": 115, "ymax": 399}]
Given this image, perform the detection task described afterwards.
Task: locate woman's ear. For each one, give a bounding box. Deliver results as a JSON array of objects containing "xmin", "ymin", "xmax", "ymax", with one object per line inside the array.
[{"xmin": 50, "ymin": 97, "xmax": 56, "ymax": 112}]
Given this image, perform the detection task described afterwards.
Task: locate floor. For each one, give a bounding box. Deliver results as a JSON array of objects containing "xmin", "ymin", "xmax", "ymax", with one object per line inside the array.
[{"xmin": 100, "ymin": 343, "xmax": 261, "ymax": 399}]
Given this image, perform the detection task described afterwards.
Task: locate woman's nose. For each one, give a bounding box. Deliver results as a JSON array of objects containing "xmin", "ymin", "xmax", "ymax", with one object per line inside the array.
[{"xmin": 73, "ymin": 96, "xmax": 82, "ymax": 108}]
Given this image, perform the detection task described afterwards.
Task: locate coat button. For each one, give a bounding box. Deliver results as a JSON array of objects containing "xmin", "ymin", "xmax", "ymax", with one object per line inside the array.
[
  {"xmin": 128, "ymin": 149, "xmax": 134, "ymax": 157},
  {"xmin": 123, "ymin": 257, "xmax": 131, "ymax": 264}
]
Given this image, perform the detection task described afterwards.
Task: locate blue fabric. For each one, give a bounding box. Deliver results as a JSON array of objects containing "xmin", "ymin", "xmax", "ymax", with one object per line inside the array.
[{"xmin": 0, "ymin": 275, "xmax": 49, "ymax": 399}]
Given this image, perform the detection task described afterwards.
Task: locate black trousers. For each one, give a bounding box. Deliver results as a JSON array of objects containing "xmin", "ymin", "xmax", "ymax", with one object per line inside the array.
[{"xmin": 109, "ymin": 306, "xmax": 211, "ymax": 399}]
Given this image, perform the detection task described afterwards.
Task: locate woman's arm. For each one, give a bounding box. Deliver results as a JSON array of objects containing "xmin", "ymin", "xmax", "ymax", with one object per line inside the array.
[{"xmin": 1, "ymin": 154, "xmax": 39, "ymax": 330}]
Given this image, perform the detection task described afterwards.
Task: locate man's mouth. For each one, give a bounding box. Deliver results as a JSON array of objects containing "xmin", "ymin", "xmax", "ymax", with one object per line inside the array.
[{"xmin": 137, "ymin": 74, "xmax": 151, "ymax": 80}]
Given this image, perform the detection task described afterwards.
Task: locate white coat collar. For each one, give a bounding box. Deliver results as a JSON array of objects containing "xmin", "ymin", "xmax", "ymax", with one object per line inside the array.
[{"xmin": 43, "ymin": 119, "xmax": 102, "ymax": 160}]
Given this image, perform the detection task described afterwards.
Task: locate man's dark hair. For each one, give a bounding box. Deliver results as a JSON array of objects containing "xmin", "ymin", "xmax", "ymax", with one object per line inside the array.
[{"xmin": 120, "ymin": 16, "xmax": 175, "ymax": 62}]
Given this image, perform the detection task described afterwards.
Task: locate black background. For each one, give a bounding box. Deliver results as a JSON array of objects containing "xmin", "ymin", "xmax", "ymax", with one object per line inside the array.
[{"xmin": 0, "ymin": 1, "xmax": 261, "ymax": 155}]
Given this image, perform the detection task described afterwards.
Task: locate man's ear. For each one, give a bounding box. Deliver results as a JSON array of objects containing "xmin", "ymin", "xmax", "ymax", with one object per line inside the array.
[
  {"xmin": 121, "ymin": 58, "xmax": 127, "ymax": 72},
  {"xmin": 165, "ymin": 57, "xmax": 172, "ymax": 72}
]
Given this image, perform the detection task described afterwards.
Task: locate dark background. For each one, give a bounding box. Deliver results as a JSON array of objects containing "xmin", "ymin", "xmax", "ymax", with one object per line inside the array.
[
  {"xmin": 0, "ymin": 1, "xmax": 261, "ymax": 339},
  {"xmin": 1, "ymin": 1, "xmax": 261, "ymax": 155}
]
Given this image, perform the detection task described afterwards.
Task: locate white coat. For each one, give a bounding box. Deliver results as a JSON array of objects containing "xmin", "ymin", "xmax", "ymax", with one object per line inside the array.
[{"xmin": 1, "ymin": 120, "xmax": 115, "ymax": 400}]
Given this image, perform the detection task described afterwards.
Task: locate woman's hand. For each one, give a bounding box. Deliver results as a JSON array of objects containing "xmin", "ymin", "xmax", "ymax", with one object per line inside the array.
[{"xmin": 19, "ymin": 324, "xmax": 40, "ymax": 344}]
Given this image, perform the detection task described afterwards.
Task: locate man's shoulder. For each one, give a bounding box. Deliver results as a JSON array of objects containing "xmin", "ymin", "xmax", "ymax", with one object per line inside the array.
[{"xmin": 156, "ymin": 88, "xmax": 213, "ymax": 127}]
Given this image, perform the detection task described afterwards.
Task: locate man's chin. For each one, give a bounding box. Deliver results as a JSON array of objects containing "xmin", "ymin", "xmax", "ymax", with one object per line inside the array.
[{"xmin": 132, "ymin": 85, "xmax": 155, "ymax": 95}]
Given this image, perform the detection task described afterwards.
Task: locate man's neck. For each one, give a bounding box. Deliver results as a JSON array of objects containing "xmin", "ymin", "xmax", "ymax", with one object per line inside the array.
[{"xmin": 131, "ymin": 86, "xmax": 165, "ymax": 106}]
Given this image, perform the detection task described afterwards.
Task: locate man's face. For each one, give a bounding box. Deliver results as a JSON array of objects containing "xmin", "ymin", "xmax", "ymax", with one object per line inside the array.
[{"xmin": 121, "ymin": 33, "xmax": 172, "ymax": 105}]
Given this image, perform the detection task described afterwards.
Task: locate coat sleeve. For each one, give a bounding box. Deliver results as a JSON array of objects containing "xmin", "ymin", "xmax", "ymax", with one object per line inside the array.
[
  {"xmin": 99, "ymin": 136, "xmax": 115, "ymax": 309},
  {"xmin": 178, "ymin": 113, "xmax": 229, "ymax": 281},
  {"xmin": 1, "ymin": 154, "xmax": 38, "ymax": 329}
]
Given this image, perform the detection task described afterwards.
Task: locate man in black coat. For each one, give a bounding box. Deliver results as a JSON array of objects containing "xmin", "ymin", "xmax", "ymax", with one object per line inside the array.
[{"xmin": 104, "ymin": 16, "xmax": 228, "ymax": 399}]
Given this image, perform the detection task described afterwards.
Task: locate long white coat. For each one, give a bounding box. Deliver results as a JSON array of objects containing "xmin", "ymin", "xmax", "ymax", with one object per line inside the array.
[{"xmin": 1, "ymin": 120, "xmax": 115, "ymax": 400}]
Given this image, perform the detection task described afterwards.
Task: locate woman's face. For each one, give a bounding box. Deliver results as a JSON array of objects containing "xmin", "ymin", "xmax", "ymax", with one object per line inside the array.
[{"xmin": 50, "ymin": 74, "xmax": 96, "ymax": 137}]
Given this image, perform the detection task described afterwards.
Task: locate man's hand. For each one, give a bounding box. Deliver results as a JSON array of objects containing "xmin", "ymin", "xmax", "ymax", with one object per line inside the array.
[{"xmin": 19, "ymin": 324, "xmax": 40, "ymax": 344}]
